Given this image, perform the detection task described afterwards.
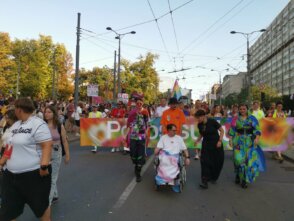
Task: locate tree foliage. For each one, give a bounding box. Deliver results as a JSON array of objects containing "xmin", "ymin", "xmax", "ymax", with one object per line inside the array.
[
  {"xmin": 0, "ymin": 32, "xmax": 161, "ymax": 103},
  {"xmin": 0, "ymin": 33, "xmax": 73, "ymax": 100},
  {"xmin": 121, "ymin": 53, "xmax": 160, "ymax": 104}
]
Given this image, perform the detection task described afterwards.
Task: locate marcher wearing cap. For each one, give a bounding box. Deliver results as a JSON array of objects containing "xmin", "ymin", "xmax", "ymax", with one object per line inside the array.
[
  {"xmin": 160, "ymin": 97, "xmax": 186, "ymax": 135},
  {"xmin": 126, "ymin": 97, "xmax": 149, "ymax": 182}
]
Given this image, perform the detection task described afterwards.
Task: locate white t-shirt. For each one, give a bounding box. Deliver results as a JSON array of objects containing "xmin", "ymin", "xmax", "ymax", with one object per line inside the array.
[
  {"xmin": 155, "ymin": 106, "xmax": 169, "ymax": 117},
  {"xmin": 157, "ymin": 134, "xmax": 187, "ymax": 154},
  {"xmin": 73, "ymin": 106, "xmax": 82, "ymax": 120},
  {"xmin": 6, "ymin": 116, "xmax": 52, "ymax": 173},
  {"xmin": 1, "ymin": 127, "xmax": 13, "ymax": 147}
]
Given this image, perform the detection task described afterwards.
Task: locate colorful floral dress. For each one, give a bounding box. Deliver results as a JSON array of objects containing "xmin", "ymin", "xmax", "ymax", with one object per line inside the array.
[{"xmin": 229, "ymin": 115, "xmax": 261, "ymax": 183}]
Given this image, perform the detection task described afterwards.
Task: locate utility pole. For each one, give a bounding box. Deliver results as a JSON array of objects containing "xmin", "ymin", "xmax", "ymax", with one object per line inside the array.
[
  {"xmin": 74, "ymin": 13, "xmax": 81, "ymax": 108},
  {"xmin": 113, "ymin": 50, "xmax": 117, "ymax": 100},
  {"xmin": 219, "ymin": 72, "xmax": 222, "ymax": 106},
  {"xmin": 106, "ymin": 27, "xmax": 136, "ymax": 94},
  {"xmin": 117, "ymin": 36, "xmax": 121, "ymax": 93},
  {"xmin": 52, "ymin": 50, "xmax": 56, "ymax": 100},
  {"xmin": 16, "ymin": 59, "xmax": 20, "ymax": 99}
]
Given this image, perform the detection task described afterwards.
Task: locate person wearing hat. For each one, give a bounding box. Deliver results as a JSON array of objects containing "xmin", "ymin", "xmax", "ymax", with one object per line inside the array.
[
  {"xmin": 88, "ymin": 105, "xmax": 102, "ymax": 153},
  {"xmin": 160, "ymin": 97, "xmax": 186, "ymax": 136},
  {"xmin": 126, "ymin": 97, "xmax": 149, "ymax": 182}
]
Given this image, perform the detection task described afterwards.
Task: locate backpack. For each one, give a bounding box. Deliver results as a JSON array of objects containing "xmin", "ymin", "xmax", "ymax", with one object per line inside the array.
[{"xmin": 57, "ymin": 123, "xmax": 66, "ymax": 156}]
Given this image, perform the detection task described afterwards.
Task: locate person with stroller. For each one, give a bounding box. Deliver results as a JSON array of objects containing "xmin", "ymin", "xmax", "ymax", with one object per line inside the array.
[
  {"xmin": 194, "ymin": 109, "xmax": 224, "ymax": 189},
  {"xmin": 154, "ymin": 124, "xmax": 190, "ymax": 192}
]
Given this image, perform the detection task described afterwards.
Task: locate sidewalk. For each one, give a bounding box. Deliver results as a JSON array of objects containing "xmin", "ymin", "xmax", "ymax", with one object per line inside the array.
[
  {"xmin": 67, "ymin": 133, "xmax": 80, "ymax": 143},
  {"xmin": 282, "ymin": 149, "xmax": 294, "ymax": 163}
]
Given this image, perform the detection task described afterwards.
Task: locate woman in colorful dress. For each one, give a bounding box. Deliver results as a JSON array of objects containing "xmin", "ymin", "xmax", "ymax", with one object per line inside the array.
[{"xmin": 229, "ymin": 104, "xmax": 261, "ymax": 189}]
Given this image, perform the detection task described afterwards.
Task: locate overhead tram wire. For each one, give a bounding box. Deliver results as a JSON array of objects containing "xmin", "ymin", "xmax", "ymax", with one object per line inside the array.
[
  {"xmin": 181, "ymin": 0, "xmax": 245, "ymax": 54},
  {"xmin": 168, "ymin": 0, "xmax": 180, "ymax": 54},
  {"xmin": 81, "ymin": 0, "xmax": 194, "ymax": 41},
  {"xmin": 183, "ymin": 0, "xmax": 256, "ymax": 54},
  {"xmin": 147, "ymin": 0, "xmax": 173, "ymax": 64},
  {"xmin": 198, "ymin": 34, "xmax": 260, "ymax": 69},
  {"xmin": 117, "ymin": 0, "xmax": 194, "ymax": 31},
  {"xmin": 81, "ymin": 57, "xmax": 114, "ymax": 65}
]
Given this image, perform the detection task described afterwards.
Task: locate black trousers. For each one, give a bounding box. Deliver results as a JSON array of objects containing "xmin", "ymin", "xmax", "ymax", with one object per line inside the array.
[
  {"xmin": 200, "ymin": 147, "xmax": 224, "ymax": 182},
  {"xmin": 130, "ymin": 139, "xmax": 146, "ymax": 166}
]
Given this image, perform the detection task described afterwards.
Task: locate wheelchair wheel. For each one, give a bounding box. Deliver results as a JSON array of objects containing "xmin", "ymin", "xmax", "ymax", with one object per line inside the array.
[
  {"xmin": 181, "ymin": 167, "xmax": 187, "ymax": 184},
  {"xmin": 179, "ymin": 181, "xmax": 184, "ymax": 193}
]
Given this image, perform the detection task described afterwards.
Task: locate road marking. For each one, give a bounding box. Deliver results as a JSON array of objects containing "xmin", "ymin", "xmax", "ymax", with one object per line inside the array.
[{"xmin": 112, "ymin": 155, "xmax": 155, "ymax": 210}]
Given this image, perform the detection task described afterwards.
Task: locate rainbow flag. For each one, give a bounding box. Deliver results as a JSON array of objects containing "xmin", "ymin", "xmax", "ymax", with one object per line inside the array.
[{"xmin": 171, "ymin": 79, "xmax": 182, "ymax": 100}]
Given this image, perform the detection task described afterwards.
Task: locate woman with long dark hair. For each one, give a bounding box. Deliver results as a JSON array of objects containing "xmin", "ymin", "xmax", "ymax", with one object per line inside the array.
[
  {"xmin": 44, "ymin": 105, "xmax": 70, "ymax": 204},
  {"xmin": 229, "ymin": 104, "xmax": 261, "ymax": 189},
  {"xmin": 194, "ymin": 109, "xmax": 224, "ymax": 189}
]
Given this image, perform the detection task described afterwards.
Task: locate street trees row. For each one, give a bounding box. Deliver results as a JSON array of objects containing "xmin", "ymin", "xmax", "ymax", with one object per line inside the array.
[
  {"xmin": 223, "ymin": 85, "xmax": 283, "ymax": 108},
  {"xmin": 0, "ymin": 32, "xmax": 74, "ymax": 100},
  {"xmin": 74, "ymin": 53, "xmax": 160, "ymax": 104},
  {"xmin": 0, "ymin": 32, "xmax": 161, "ymax": 103}
]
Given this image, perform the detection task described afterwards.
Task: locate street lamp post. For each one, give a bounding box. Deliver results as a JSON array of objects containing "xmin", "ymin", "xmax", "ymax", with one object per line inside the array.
[
  {"xmin": 210, "ymin": 68, "xmax": 229, "ymax": 106},
  {"xmin": 230, "ymin": 29, "xmax": 266, "ymax": 105},
  {"xmin": 106, "ymin": 27, "xmax": 136, "ymax": 95},
  {"xmin": 16, "ymin": 58, "xmax": 21, "ymax": 99}
]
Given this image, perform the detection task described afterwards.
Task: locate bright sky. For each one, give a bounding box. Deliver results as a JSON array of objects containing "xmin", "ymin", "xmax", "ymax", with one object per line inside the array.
[{"xmin": 0, "ymin": 0, "xmax": 290, "ymax": 100}]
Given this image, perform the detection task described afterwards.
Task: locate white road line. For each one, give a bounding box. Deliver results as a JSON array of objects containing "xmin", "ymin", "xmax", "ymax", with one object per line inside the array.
[{"xmin": 112, "ymin": 155, "xmax": 155, "ymax": 210}]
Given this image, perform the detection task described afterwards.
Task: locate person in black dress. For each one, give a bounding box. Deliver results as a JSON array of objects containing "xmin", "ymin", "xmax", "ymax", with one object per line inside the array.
[{"xmin": 194, "ymin": 109, "xmax": 224, "ymax": 189}]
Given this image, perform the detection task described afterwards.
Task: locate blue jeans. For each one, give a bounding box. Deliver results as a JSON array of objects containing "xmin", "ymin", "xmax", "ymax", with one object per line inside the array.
[{"xmin": 49, "ymin": 144, "xmax": 62, "ymax": 204}]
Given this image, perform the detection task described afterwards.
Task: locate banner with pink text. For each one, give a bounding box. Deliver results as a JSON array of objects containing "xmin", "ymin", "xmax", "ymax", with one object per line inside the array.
[{"xmin": 80, "ymin": 117, "xmax": 294, "ymax": 151}]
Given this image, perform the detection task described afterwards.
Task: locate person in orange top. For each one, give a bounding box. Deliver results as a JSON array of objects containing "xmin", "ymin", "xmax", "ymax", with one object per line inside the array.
[{"xmin": 161, "ymin": 97, "xmax": 186, "ymax": 136}]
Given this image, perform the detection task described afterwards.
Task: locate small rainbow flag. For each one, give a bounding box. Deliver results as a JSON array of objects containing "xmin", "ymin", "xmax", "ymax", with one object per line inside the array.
[{"xmin": 171, "ymin": 79, "xmax": 182, "ymax": 100}]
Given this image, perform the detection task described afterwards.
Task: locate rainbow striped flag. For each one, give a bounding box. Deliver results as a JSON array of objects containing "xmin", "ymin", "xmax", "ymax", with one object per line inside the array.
[{"xmin": 171, "ymin": 79, "xmax": 182, "ymax": 100}]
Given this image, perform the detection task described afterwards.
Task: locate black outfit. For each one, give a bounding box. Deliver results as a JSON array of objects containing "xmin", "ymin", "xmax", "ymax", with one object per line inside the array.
[
  {"xmin": 198, "ymin": 118, "xmax": 224, "ymax": 183},
  {"xmin": 0, "ymin": 168, "xmax": 52, "ymax": 221}
]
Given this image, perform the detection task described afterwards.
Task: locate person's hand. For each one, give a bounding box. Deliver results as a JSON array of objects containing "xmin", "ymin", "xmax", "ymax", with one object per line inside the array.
[
  {"xmin": 64, "ymin": 154, "xmax": 70, "ymax": 164},
  {"xmin": 185, "ymin": 158, "xmax": 190, "ymax": 166},
  {"xmin": 216, "ymin": 140, "xmax": 222, "ymax": 148},
  {"xmin": 39, "ymin": 168, "xmax": 49, "ymax": 177},
  {"xmin": 254, "ymin": 137, "xmax": 259, "ymax": 146},
  {"xmin": 194, "ymin": 140, "xmax": 200, "ymax": 146}
]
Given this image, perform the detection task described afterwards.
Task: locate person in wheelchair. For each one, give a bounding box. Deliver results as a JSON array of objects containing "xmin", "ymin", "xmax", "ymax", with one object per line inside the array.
[{"xmin": 154, "ymin": 124, "xmax": 190, "ymax": 192}]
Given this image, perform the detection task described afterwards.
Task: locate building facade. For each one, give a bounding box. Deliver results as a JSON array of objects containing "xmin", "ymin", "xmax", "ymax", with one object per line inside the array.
[
  {"xmin": 222, "ymin": 72, "xmax": 246, "ymax": 98},
  {"xmin": 250, "ymin": 0, "xmax": 294, "ymax": 96}
]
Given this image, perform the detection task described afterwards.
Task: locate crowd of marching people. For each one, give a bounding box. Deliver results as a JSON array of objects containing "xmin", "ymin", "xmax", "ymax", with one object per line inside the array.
[{"xmin": 0, "ymin": 94, "xmax": 292, "ymax": 220}]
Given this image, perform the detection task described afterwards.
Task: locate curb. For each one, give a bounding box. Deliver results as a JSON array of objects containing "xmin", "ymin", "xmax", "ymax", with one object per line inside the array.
[
  {"xmin": 67, "ymin": 137, "xmax": 80, "ymax": 143},
  {"xmin": 282, "ymin": 153, "xmax": 294, "ymax": 164}
]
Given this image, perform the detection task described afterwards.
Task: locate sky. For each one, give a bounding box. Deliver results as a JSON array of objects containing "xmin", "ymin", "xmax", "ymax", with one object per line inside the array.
[{"xmin": 0, "ymin": 0, "xmax": 290, "ymax": 100}]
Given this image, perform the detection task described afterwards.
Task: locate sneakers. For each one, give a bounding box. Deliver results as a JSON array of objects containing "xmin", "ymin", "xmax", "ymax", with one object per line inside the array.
[
  {"xmin": 194, "ymin": 154, "xmax": 200, "ymax": 160},
  {"xmin": 91, "ymin": 146, "xmax": 97, "ymax": 153},
  {"xmin": 199, "ymin": 181, "xmax": 208, "ymax": 189},
  {"xmin": 235, "ymin": 175, "xmax": 240, "ymax": 184},
  {"xmin": 136, "ymin": 175, "xmax": 142, "ymax": 182},
  {"xmin": 241, "ymin": 180, "xmax": 248, "ymax": 189},
  {"xmin": 52, "ymin": 197, "xmax": 59, "ymax": 204},
  {"xmin": 135, "ymin": 165, "xmax": 142, "ymax": 182},
  {"xmin": 75, "ymin": 133, "xmax": 80, "ymax": 137},
  {"xmin": 111, "ymin": 148, "xmax": 120, "ymax": 153},
  {"xmin": 123, "ymin": 147, "xmax": 130, "ymax": 152}
]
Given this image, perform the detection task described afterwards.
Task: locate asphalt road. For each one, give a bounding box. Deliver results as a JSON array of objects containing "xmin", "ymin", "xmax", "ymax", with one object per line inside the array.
[{"xmin": 19, "ymin": 142, "xmax": 294, "ymax": 221}]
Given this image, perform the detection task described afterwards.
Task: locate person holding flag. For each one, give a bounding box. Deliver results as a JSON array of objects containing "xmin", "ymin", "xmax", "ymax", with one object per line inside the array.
[{"xmin": 161, "ymin": 80, "xmax": 185, "ymax": 136}]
